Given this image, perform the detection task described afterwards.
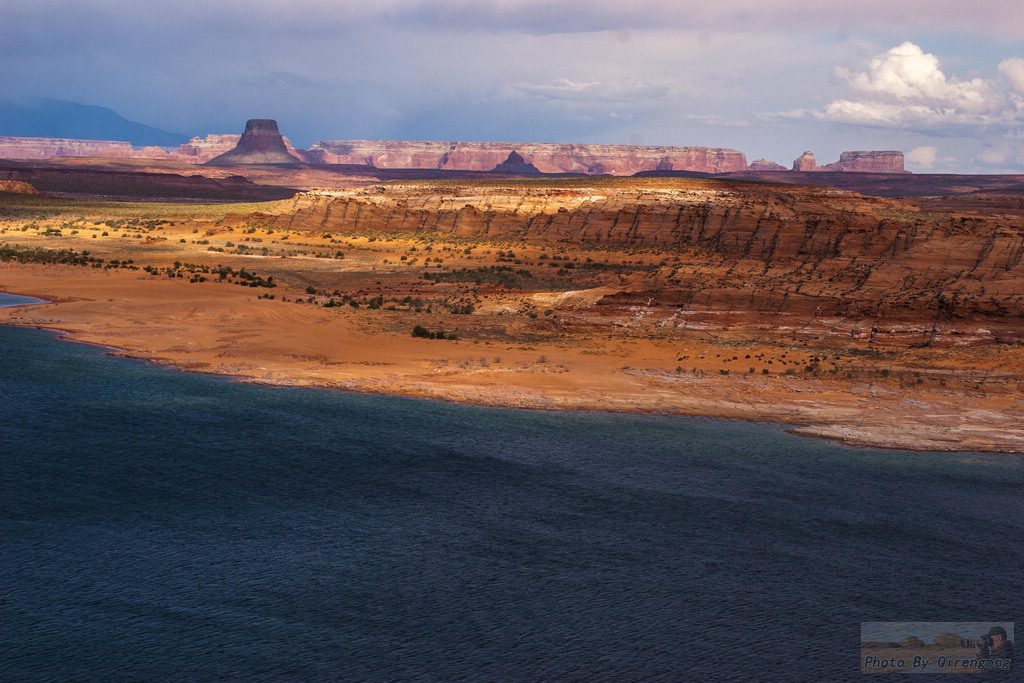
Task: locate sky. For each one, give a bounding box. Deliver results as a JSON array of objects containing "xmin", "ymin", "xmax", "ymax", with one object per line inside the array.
[{"xmin": 3, "ymin": 0, "xmax": 1024, "ymax": 173}]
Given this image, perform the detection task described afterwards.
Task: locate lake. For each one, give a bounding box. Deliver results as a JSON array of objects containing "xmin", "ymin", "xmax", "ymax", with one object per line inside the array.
[{"xmin": 1, "ymin": 311, "xmax": 1020, "ymax": 681}]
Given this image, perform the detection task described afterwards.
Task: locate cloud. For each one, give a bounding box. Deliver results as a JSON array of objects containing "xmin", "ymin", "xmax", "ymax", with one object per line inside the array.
[
  {"xmin": 906, "ymin": 145, "xmax": 937, "ymax": 169},
  {"xmin": 999, "ymin": 58, "xmax": 1024, "ymax": 93},
  {"xmin": 298, "ymin": 0, "xmax": 1024, "ymax": 38},
  {"xmin": 819, "ymin": 42, "xmax": 1021, "ymax": 129},
  {"xmin": 504, "ymin": 78, "xmax": 669, "ymax": 104}
]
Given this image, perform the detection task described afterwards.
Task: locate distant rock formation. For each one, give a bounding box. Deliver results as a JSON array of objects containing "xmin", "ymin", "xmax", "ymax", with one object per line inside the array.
[
  {"xmin": 0, "ymin": 127, "xmax": 910, "ymax": 176},
  {"xmin": 0, "ymin": 136, "xmax": 138, "ymax": 160},
  {"xmin": 205, "ymin": 119, "xmax": 301, "ymax": 166},
  {"xmin": 749, "ymin": 158, "xmax": 787, "ymax": 172},
  {"xmin": 306, "ymin": 140, "xmax": 749, "ymax": 174},
  {"xmin": 819, "ymin": 151, "xmax": 908, "ymax": 173},
  {"xmin": 792, "ymin": 151, "xmax": 818, "ymax": 172},
  {"xmin": 793, "ymin": 150, "xmax": 908, "ymax": 173},
  {"xmin": 491, "ymin": 151, "xmax": 542, "ymax": 174}
]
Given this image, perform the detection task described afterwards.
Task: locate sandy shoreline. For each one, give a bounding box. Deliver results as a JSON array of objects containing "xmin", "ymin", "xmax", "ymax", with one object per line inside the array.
[{"xmin": 4, "ymin": 262, "xmax": 1024, "ymax": 455}]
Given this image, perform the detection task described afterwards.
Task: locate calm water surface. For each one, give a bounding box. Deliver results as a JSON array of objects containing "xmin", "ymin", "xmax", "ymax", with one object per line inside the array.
[{"xmin": 1, "ymin": 317, "xmax": 1021, "ymax": 681}]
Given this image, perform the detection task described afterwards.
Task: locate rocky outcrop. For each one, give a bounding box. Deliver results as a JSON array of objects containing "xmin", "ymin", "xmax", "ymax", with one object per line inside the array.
[
  {"xmin": 749, "ymin": 158, "xmax": 787, "ymax": 172},
  {"xmin": 491, "ymin": 151, "xmax": 542, "ymax": 174},
  {"xmin": 792, "ymin": 151, "xmax": 817, "ymax": 172},
  {"xmin": 819, "ymin": 151, "xmax": 908, "ymax": 173},
  {"xmin": 0, "ymin": 180, "xmax": 42, "ymax": 194},
  {"xmin": 305, "ymin": 140, "xmax": 749, "ymax": 175},
  {"xmin": 205, "ymin": 120, "xmax": 301, "ymax": 166}
]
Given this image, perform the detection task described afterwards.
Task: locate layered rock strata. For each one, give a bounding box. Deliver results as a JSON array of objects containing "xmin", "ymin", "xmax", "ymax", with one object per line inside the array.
[
  {"xmin": 820, "ymin": 151, "xmax": 908, "ymax": 173},
  {"xmin": 792, "ymin": 150, "xmax": 907, "ymax": 173},
  {"xmin": 305, "ymin": 140, "xmax": 749, "ymax": 174},
  {"xmin": 0, "ymin": 136, "xmax": 138, "ymax": 159},
  {"xmin": 792, "ymin": 151, "xmax": 818, "ymax": 172},
  {"xmin": 254, "ymin": 180, "xmax": 1024, "ymax": 346},
  {"xmin": 0, "ymin": 131, "xmax": 909, "ymax": 175}
]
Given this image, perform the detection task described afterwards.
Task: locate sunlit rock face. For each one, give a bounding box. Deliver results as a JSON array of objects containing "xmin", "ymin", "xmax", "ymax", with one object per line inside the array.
[
  {"xmin": 792, "ymin": 151, "xmax": 818, "ymax": 172},
  {"xmin": 819, "ymin": 151, "xmax": 908, "ymax": 173},
  {"xmin": 0, "ymin": 136, "xmax": 137, "ymax": 159},
  {"xmin": 205, "ymin": 120, "xmax": 301, "ymax": 166},
  {"xmin": 792, "ymin": 150, "xmax": 908, "ymax": 174}
]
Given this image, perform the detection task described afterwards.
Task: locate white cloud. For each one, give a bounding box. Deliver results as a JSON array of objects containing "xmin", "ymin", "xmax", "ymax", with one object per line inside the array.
[
  {"xmin": 999, "ymin": 58, "xmax": 1024, "ymax": 93},
  {"xmin": 906, "ymin": 145, "xmax": 937, "ymax": 169},
  {"xmin": 504, "ymin": 78, "xmax": 669, "ymax": 104},
  {"xmin": 844, "ymin": 43, "xmax": 992, "ymax": 110},
  {"xmin": 820, "ymin": 42, "xmax": 1018, "ymax": 128}
]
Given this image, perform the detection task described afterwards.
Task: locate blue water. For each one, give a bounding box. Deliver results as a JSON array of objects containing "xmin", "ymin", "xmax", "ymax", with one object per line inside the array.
[{"xmin": 1, "ymin": 320, "xmax": 1021, "ymax": 682}]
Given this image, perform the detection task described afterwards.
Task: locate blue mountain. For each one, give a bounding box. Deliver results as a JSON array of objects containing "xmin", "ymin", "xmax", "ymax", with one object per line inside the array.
[{"xmin": 0, "ymin": 98, "xmax": 189, "ymax": 147}]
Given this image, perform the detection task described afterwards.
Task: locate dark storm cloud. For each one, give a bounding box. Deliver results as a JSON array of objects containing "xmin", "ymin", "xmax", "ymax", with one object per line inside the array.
[{"xmin": 2, "ymin": 1, "xmax": 1022, "ymax": 170}]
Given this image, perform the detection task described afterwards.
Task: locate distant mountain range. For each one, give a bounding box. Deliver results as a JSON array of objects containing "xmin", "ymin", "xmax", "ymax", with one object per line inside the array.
[{"xmin": 0, "ymin": 98, "xmax": 188, "ymax": 147}]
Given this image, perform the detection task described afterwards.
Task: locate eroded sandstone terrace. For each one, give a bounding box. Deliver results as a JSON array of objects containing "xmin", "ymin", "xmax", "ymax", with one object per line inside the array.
[{"xmin": 3, "ymin": 173, "xmax": 1024, "ymax": 453}]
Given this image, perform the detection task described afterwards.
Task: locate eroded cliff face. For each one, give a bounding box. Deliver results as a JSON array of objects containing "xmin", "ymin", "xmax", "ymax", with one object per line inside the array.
[
  {"xmin": 790, "ymin": 150, "xmax": 907, "ymax": 173},
  {"xmin": 252, "ymin": 179, "xmax": 1024, "ymax": 346},
  {"xmin": 820, "ymin": 151, "xmax": 908, "ymax": 173},
  {"xmin": 305, "ymin": 140, "xmax": 749, "ymax": 174},
  {"xmin": 0, "ymin": 133, "xmax": 302, "ymax": 164},
  {"xmin": 792, "ymin": 151, "xmax": 818, "ymax": 172},
  {"xmin": 0, "ymin": 136, "xmax": 139, "ymax": 160},
  {"xmin": 0, "ymin": 133, "xmax": 910, "ymax": 176}
]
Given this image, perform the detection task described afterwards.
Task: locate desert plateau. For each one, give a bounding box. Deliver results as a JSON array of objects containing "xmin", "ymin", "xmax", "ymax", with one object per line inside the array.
[{"xmin": 3, "ymin": 125, "xmax": 1024, "ymax": 453}]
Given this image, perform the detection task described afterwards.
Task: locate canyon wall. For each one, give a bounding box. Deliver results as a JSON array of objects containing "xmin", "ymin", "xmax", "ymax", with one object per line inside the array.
[
  {"xmin": 0, "ymin": 133, "xmax": 300, "ymax": 164},
  {"xmin": 250, "ymin": 181, "xmax": 1024, "ymax": 345},
  {"xmin": 0, "ymin": 136, "xmax": 139, "ymax": 160},
  {"xmin": 0, "ymin": 133, "xmax": 908, "ymax": 175},
  {"xmin": 819, "ymin": 151, "xmax": 909, "ymax": 173},
  {"xmin": 305, "ymin": 140, "xmax": 749, "ymax": 174}
]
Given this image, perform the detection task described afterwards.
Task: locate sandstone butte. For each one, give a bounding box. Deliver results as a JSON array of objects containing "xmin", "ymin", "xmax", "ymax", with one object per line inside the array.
[
  {"xmin": 791, "ymin": 150, "xmax": 908, "ymax": 174},
  {"xmin": 206, "ymin": 119, "xmax": 302, "ymax": 166},
  {"xmin": 0, "ymin": 131, "xmax": 906, "ymax": 174}
]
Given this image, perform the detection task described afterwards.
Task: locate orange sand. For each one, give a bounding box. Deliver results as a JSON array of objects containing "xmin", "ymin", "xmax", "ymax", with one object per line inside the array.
[{"xmin": 4, "ymin": 261, "xmax": 1024, "ymax": 454}]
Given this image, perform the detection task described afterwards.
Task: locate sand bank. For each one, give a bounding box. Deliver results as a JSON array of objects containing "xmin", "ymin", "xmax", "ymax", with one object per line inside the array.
[{"xmin": 3, "ymin": 262, "xmax": 1023, "ymax": 454}]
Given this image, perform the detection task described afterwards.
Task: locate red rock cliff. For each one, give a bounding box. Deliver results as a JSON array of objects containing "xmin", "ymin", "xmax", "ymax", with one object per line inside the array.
[
  {"xmin": 792, "ymin": 151, "xmax": 817, "ymax": 172},
  {"xmin": 0, "ymin": 136, "xmax": 138, "ymax": 160},
  {"xmin": 304, "ymin": 140, "xmax": 749, "ymax": 175},
  {"xmin": 819, "ymin": 151, "xmax": 908, "ymax": 173},
  {"xmin": 253, "ymin": 180, "xmax": 1024, "ymax": 345}
]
